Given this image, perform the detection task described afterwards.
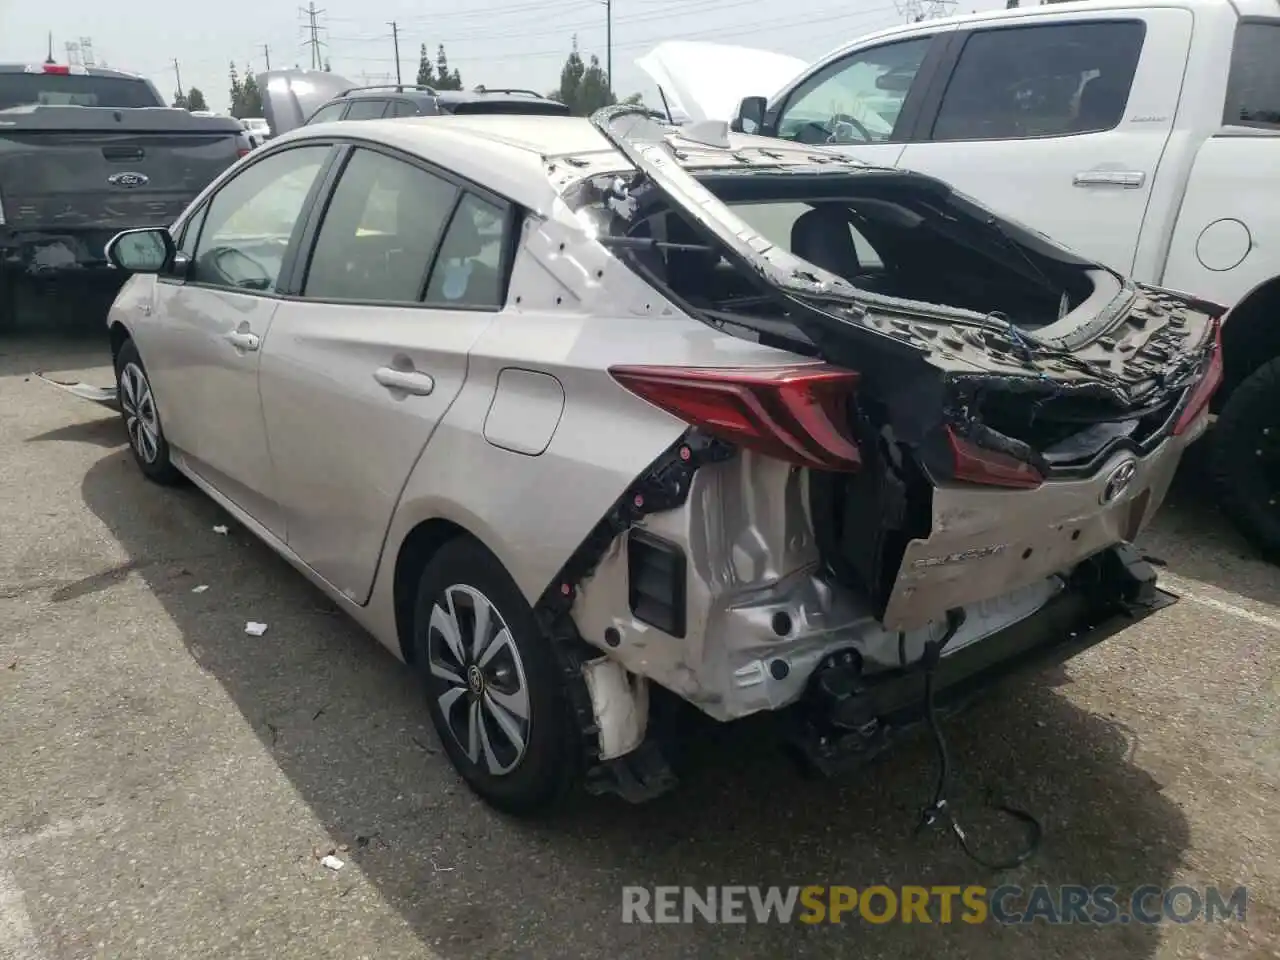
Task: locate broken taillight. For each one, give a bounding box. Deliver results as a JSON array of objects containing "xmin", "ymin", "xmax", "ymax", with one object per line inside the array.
[
  {"xmin": 945, "ymin": 428, "xmax": 1044, "ymax": 490},
  {"xmin": 1172, "ymin": 319, "xmax": 1224, "ymax": 436},
  {"xmin": 609, "ymin": 363, "xmax": 863, "ymax": 471}
]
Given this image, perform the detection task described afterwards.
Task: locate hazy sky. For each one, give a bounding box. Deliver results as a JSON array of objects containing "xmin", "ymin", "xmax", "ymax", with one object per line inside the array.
[{"xmin": 1, "ymin": 0, "xmax": 1005, "ymax": 114}]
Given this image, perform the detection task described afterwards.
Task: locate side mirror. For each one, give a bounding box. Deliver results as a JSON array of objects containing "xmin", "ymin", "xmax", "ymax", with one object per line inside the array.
[
  {"xmin": 731, "ymin": 95, "xmax": 767, "ymax": 135},
  {"xmin": 105, "ymin": 227, "xmax": 175, "ymax": 274}
]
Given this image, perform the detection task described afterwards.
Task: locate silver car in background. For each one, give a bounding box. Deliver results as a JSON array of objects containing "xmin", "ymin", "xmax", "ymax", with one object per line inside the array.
[{"xmin": 95, "ymin": 107, "xmax": 1222, "ymax": 815}]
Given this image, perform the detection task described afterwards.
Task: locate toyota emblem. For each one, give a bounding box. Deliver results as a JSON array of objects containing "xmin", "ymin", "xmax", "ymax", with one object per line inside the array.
[{"xmin": 1100, "ymin": 458, "xmax": 1138, "ymax": 504}]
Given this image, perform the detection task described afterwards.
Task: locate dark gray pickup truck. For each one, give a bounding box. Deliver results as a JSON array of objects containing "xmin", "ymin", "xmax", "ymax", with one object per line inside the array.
[{"xmin": 0, "ymin": 62, "xmax": 250, "ymax": 328}]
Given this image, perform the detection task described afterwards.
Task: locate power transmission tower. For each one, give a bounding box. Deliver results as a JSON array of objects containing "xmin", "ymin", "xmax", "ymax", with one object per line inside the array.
[
  {"xmin": 173, "ymin": 58, "xmax": 184, "ymax": 100},
  {"xmin": 261, "ymin": 44, "xmax": 272, "ymax": 71},
  {"xmin": 300, "ymin": 3, "xmax": 327, "ymax": 71},
  {"xmin": 79, "ymin": 38, "xmax": 95, "ymax": 67},
  {"xmin": 65, "ymin": 42, "xmax": 81, "ymax": 66},
  {"xmin": 388, "ymin": 21, "xmax": 401, "ymax": 86}
]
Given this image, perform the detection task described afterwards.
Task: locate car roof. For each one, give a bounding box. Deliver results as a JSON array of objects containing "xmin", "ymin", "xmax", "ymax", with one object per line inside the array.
[
  {"xmin": 341, "ymin": 86, "xmax": 560, "ymax": 107},
  {"xmin": 269, "ymin": 112, "xmax": 865, "ymax": 216}
]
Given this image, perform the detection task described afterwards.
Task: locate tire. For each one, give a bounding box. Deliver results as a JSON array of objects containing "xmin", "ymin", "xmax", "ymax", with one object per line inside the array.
[
  {"xmin": 1210, "ymin": 355, "xmax": 1280, "ymax": 564},
  {"xmin": 114, "ymin": 338, "xmax": 183, "ymax": 486},
  {"xmin": 412, "ymin": 537, "xmax": 582, "ymax": 816}
]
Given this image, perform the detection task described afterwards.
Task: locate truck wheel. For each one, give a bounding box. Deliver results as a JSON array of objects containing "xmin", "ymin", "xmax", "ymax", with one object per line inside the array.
[
  {"xmin": 412, "ymin": 537, "xmax": 582, "ymax": 816},
  {"xmin": 1211, "ymin": 356, "xmax": 1280, "ymax": 564}
]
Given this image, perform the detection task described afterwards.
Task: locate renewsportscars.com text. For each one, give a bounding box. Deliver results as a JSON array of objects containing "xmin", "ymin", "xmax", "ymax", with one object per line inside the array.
[{"xmin": 621, "ymin": 884, "xmax": 1248, "ymax": 925}]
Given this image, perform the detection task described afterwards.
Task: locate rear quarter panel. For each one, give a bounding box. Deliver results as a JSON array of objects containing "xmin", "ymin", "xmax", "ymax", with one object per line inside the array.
[{"xmin": 1161, "ymin": 133, "xmax": 1280, "ymax": 308}]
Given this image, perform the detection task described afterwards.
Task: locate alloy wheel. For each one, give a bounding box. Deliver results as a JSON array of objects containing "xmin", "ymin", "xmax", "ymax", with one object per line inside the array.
[
  {"xmin": 120, "ymin": 362, "xmax": 160, "ymax": 464},
  {"xmin": 427, "ymin": 584, "xmax": 531, "ymax": 776}
]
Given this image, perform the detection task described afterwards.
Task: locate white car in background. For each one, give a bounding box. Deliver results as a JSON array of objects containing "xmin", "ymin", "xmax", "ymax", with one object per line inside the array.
[{"xmin": 639, "ymin": 0, "xmax": 1280, "ymax": 563}]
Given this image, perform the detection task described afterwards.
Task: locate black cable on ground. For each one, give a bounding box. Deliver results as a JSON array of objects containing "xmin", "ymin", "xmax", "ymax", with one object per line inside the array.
[{"xmin": 913, "ymin": 608, "xmax": 1043, "ymax": 871}]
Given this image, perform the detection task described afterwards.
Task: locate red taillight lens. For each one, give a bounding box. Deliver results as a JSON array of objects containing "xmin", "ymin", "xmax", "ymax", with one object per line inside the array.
[
  {"xmin": 945, "ymin": 427, "xmax": 1044, "ymax": 489},
  {"xmin": 1172, "ymin": 319, "xmax": 1224, "ymax": 436},
  {"xmin": 609, "ymin": 363, "xmax": 863, "ymax": 471},
  {"xmin": 236, "ymin": 147, "xmax": 251, "ymax": 158},
  {"xmin": 42, "ymin": 64, "xmax": 70, "ymax": 75}
]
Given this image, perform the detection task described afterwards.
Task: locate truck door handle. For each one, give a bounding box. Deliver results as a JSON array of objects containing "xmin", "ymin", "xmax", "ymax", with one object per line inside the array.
[
  {"xmin": 374, "ymin": 367, "xmax": 435, "ymax": 396},
  {"xmin": 224, "ymin": 330, "xmax": 260, "ymax": 351},
  {"xmin": 1073, "ymin": 170, "xmax": 1145, "ymax": 188}
]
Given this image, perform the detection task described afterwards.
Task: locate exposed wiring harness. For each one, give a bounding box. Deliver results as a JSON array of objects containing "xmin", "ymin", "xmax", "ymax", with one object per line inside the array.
[{"xmin": 914, "ymin": 608, "xmax": 1043, "ymax": 870}]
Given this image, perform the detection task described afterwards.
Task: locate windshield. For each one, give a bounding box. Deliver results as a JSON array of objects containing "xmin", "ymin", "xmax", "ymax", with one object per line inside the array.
[{"xmin": 0, "ymin": 73, "xmax": 161, "ymax": 109}]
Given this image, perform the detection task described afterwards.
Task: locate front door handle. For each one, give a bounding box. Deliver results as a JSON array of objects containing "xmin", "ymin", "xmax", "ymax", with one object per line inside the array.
[
  {"xmin": 374, "ymin": 367, "xmax": 435, "ymax": 396},
  {"xmin": 1073, "ymin": 170, "xmax": 1146, "ymax": 188},
  {"xmin": 225, "ymin": 330, "xmax": 260, "ymax": 351}
]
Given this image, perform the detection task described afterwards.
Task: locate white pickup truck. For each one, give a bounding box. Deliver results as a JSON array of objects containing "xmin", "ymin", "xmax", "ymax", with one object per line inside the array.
[{"xmin": 639, "ymin": 0, "xmax": 1280, "ymax": 561}]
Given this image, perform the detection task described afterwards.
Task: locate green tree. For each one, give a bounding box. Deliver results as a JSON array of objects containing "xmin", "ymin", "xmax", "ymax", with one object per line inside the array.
[
  {"xmin": 186, "ymin": 87, "xmax": 208, "ymax": 111},
  {"xmin": 416, "ymin": 43, "xmax": 434, "ymax": 86},
  {"xmin": 234, "ymin": 68, "xmax": 263, "ymax": 118},
  {"xmin": 577, "ymin": 53, "xmax": 614, "ymax": 115},
  {"xmin": 558, "ymin": 36, "xmax": 586, "ymax": 113},
  {"xmin": 228, "ymin": 62, "xmax": 242, "ymax": 116},
  {"xmin": 172, "ymin": 90, "xmax": 188, "ymax": 109},
  {"xmin": 434, "ymin": 45, "xmax": 462, "ymax": 90}
]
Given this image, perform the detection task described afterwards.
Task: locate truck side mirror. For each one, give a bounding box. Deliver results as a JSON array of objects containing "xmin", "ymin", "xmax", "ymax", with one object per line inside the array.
[{"xmin": 731, "ymin": 96, "xmax": 768, "ymax": 135}]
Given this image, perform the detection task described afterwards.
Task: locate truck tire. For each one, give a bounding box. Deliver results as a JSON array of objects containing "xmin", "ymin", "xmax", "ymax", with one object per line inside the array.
[
  {"xmin": 0, "ymin": 273, "xmax": 14, "ymax": 333},
  {"xmin": 1210, "ymin": 356, "xmax": 1280, "ymax": 564}
]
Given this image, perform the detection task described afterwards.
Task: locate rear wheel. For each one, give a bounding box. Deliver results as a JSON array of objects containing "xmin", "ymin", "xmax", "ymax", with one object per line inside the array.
[
  {"xmin": 412, "ymin": 538, "xmax": 581, "ymax": 816},
  {"xmin": 1211, "ymin": 356, "xmax": 1280, "ymax": 564},
  {"xmin": 115, "ymin": 338, "xmax": 182, "ymax": 485}
]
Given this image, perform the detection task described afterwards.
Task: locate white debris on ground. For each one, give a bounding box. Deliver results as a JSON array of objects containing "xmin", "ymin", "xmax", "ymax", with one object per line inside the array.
[
  {"xmin": 244, "ymin": 621, "xmax": 268, "ymax": 637},
  {"xmin": 191, "ymin": 585, "xmax": 209, "ymax": 594},
  {"xmin": 320, "ymin": 855, "xmax": 345, "ymax": 871},
  {"xmin": 212, "ymin": 525, "xmax": 228, "ymax": 535}
]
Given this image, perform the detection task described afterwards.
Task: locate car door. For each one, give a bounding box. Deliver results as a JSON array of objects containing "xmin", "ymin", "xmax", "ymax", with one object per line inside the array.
[
  {"xmin": 764, "ymin": 31, "xmax": 953, "ymax": 168},
  {"xmin": 259, "ymin": 145, "xmax": 509, "ymax": 603},
  {"xmin": 147, "ymin": 143, "xmax": 334, "ymax": 534},
  {"xmin": 895, "ymin": 11, "xmax": 1191, "ymax": 276}
]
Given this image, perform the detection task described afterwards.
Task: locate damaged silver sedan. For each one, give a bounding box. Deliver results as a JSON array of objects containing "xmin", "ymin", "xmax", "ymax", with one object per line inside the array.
[{"xmin": 73, "ymin": 105, "xmax": 1222, "ymax": 818}]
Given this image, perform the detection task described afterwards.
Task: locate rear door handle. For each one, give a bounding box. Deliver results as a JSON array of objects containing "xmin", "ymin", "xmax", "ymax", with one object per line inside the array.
[
  {"xmin": 1073, "ymin": 170, "xmax": 1146, "ymax": 188},
  {"xmin": 224, "ymin": 330, "xmax": 260, "ymax": 351},
  {"xmin": 374, "ymin": 367, "xmax": 435, "ymax": 396}
]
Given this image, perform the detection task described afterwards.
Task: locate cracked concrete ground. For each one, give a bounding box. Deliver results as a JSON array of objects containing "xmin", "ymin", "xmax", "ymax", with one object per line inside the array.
[{"xmin": 0, "ymin": 324, "xmax": 1277, "ymax": 960}]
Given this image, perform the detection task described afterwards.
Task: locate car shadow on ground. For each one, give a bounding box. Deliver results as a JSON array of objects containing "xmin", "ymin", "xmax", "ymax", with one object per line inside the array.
[{"xmin": 72, "ymin": 434, "xmax": 1194, "ymax": 959}]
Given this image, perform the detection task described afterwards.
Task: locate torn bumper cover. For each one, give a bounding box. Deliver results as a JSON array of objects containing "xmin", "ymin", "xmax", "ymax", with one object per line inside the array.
[
  {"xmin": 790, "ymin": 545, "xmax": 1175, "ymax": 776},
  {"xmin": 33, "ymin": 374, "xmax": 118, "ymax": 408}
]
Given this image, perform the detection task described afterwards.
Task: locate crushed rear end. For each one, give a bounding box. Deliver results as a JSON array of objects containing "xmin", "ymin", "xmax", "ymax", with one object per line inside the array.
[{"xmin": 539, "ymin": 109, "xmax": 1221, "ymax": 791}]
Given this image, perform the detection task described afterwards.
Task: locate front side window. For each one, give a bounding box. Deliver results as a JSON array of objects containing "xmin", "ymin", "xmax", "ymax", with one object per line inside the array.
[
  {"xmin": 307, "ymin": 102, "xmax": 346, "ymax": 124},
  {"xmin": 304, "ymin": 148, "xmax": 458, "ymax": 302},
  {"xmin": 1224, "ymin": 21, "xmax": 1280, "ymax": 127},
  {"xmin": 423, "ymin": 193, "xmax": 509, "ymax": 309},
  {"xmin": 776, "ymin": 38, "xmax": 932, "ymax": 145},
  {"xmin": 344, "ymin": 98, "xmax": 389, "ymax": 120},
  {"xmin": 931, "ymin": 20, "xmax": 1145, "ymax": 141},
  {"xmin": 190, "ymin": 146, "xmax": 329, "ymax": 291}
]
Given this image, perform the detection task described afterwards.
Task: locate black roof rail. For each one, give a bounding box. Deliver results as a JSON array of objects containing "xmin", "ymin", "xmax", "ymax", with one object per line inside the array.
[
  {"xmin": 337, "ymin": 83, "xmax": 437, "ymax": 97},
  {"xmin": 471, "ymin": 85, "xmax": 545, "ymax": 98}
]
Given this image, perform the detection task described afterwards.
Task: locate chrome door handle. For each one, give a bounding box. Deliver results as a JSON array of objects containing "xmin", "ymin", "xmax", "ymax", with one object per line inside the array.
[
  {"xmin": 374, "ymin": 367, "xmax": 435, "ymax": 396},
  {"xmin": 1072, "ymin": 170, "xmax": 1145, "ymax": 188},
  {"xmin": 225, "ymin": 330, "xmax": 260, "ymax": 351}
]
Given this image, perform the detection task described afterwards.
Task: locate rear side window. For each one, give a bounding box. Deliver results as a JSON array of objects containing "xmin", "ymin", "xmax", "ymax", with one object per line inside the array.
[
  {"xmin": 344, "ymin": 98, "xmax": 389, "ymax": 120},
  {"xmin": 307, "ymin": 102, "xmax": 346, "ymax": 124},
  {"xmin": 389, "ymin": 99, "xmax": 419, "ymax": 117},
  {"xmin": 423, "ymin": 193, "xmax": 509, "ymax": 309},
  {"xmin": 304, "ymin": 148, "xmax": 458, "ymax": 302},
  {"xmin": 931, "ymin": 21, "xmax": 1145, "ymax": 141},
  {"xmin": 0, "ymin": 73, "xmax": 161, "ymax": 109},
  {"xmin": 1224, "ymin": 21, "xmax": 1280, "ymax": 127}
]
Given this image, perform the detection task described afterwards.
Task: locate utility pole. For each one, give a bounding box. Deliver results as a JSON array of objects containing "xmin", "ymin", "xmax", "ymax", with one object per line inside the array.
[
  {"xmin": 300, "ymin": 3, "xmax": 327, "ymax": 70},
  {"xmin": 388, "ymin": 21, "xmax": 401, "ymax": 87},
  {"xmin": 601, "ymin": 0, "xmax": 612, "ymax": 98},
  {"xmin": 172, "ymin": 58, "xmax": 184, "ymax": 100},
  {"xmin": 262, "ymin": 44, "xmax": 271, "ymax": 71}
]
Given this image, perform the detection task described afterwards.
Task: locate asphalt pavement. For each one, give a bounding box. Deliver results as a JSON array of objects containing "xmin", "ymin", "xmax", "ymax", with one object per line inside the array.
[{"xmin": 0, "ymin": 319, "xmax": 1276, "ymax": 960}]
